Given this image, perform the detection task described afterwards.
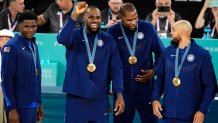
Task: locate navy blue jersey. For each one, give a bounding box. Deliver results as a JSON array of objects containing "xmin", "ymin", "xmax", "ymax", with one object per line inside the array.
[
  {"xmin": 1, "ymin": 34, "xmax": 41, "ymax": 111},
  {"xmin": 57, "ymin": 18, "xmax": 123, "ymax": 99},
  {"xmin": 107, "ymin": 19, "xmax": 165, "ymax": 101},
  {"xmin": 153, "ymin": 40, "xmax": 217, "ymax": 120}
]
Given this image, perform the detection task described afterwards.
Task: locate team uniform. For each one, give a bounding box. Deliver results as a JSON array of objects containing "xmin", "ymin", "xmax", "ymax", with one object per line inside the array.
[
  {"xmin": 57, "ymin": 18, "xmax": 123, "ymax": 123},
  {"xmin": 1, "ymin": 34, "xmax": 41, "ymax": 123},
  {"xmin": 107, "ymin": 19, "xmax": 165, "ymax": 123},
  {"xmin": 153, "ymin": 39, "xmax": 217, "ymax": 123}
]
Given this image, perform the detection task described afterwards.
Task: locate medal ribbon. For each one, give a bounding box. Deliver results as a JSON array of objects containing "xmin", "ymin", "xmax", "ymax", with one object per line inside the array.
[
  {"xmin": 7, "ymin": 14, "xmax": 17, "ymax": 31},
  {"xmin": 83, "ymin": 28, "xmax": 98, "ymax": 64},
  {"xmin": 157, "ymin": 18, "xmax": 169, "ymax": 32},
  {"xmin": 175, "ymin": 43, "xmax": 191, "ymax": 77},
  {"xmin": 28, "ymin": 41, "xmax": 37, "ymax": 71},
  {"xmin": 211, "ymin": 25, "xmax": 216, "ymax": 37},
  {"xmin": 120, "ymin": 23, "xmax": 138, "ymax": 56}
]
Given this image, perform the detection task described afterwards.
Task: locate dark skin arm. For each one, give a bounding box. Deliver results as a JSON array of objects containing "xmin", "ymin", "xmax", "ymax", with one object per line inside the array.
[
  {"xmin": 9, "ymin": 109, "xmax": 20, "ymax": 123},
  {"xmin": 37, "ymin": 104, "xmax": 44, "ymax": 122},
  {"xmin": 114, "ymin": 93, "xmax": 125, "ymax": 116},
  {"xmin": 135, "ymin": 69, "xmax": 155, "ymax": 83}
]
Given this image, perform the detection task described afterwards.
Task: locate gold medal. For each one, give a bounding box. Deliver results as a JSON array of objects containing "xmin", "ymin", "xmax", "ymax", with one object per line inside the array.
[
  {"xmin": 36, "ymin": 68, "xmax": 38, "ymax": 76},
  {"xmin": 172, "ymin": 77, "xmax": 181, "ymax": 87},
  {"xmin": 128, "ymin": 56, "xmax": 137, "ymax": 64},
  {"xmin": 87, "ymin": 63, "xmax": 96, "ymax": 72}
]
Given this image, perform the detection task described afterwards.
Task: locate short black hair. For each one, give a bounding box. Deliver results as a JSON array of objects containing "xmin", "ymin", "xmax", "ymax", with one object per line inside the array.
[
  {"xmin": 85, "ymin": 6, "xmax": 100, "ymax": 14},
  {"xmin": 119, "ymin": 3, "xmax": 137, "ymax": 17},
  {"xmin": 18, "ymin": 11, "xmax": 37, "ymax": 24}
]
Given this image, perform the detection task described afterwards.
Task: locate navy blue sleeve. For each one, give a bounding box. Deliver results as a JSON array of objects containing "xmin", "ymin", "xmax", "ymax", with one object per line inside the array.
[
  {"xmin": 149, "ymin": 24, "xmax": 165, "ymax": 70},
  {"xmin": 106, "ymin": 26, "xmax": 114, "ymax": 36},
  {"xmin": 36, "ymin": 45, "xmax": 42, "ymax": 103},
  {"xmin": 109, "ymin": 35, "xmax": 124, "ymax": 94},
  {"xmin": 1, "ymin": 46, "xmax": 17, "ymax": 110},
  {"xmin": 152, "ymin": 50, "xmax": 166, "ymax": 101},
  {"xmin": 198, "ymin": 51, "xmax": 217, "ymax": 115},
  {"xmin": 57, "ymin": 18, "xmax": 78, "ymax": 47}
]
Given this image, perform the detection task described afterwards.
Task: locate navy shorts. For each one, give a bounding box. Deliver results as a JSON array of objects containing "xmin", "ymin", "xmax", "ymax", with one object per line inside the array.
[{"xmin": 65, "ymin": 94, "xmax": 109, "ymax": 123}]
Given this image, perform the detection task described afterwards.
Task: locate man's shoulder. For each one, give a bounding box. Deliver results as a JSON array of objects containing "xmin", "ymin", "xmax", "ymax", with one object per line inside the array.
[
  {"xmin": 44, "ymin": 3, "xmax": 59, "ymax": 13},
  {"xmin": 48, "ymin": 3, "xmax": 59, "ymax": 9},
  {"xmin": 0, "ymin": 8, "xmax": 8, "ymax": 17},
  {"xmin": 107, "ymin": 23, "xmax": 121, "ymax": 32},
  {"xmin": 138, "ymin": 19, "xmax": 155, "ymax": 31},
  {"xmin": 100, "ymin": 31, "xmax": 116, "ymax": 43},
  {"xmin": 100, "ymin": 31, "xmax": 113, "ymax": 38},
  {"xmin": 191, "ymin": 40, "xmax": 208, "ymax": 54},
  {"xmin": 139, "ymin": 19, "xmax": 152, "ymax": 26},
  {"xmin": 100, "ymin": 8, "xmax": 108, "ymax": 15}
]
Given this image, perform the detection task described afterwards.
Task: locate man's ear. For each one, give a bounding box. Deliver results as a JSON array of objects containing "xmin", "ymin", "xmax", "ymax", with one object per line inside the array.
[{"xmin": 180, "ymin": 29, "xmax": 185, "ymax": 36}]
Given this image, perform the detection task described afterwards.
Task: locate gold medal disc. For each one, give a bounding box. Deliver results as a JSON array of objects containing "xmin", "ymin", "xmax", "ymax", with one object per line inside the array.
[
  {"xmin": 36, "ymin": 68, "xmax": 38, "ymax": 76},
  {"xmin": 172, "ymin": 77, "xmax": 181, "ymax": 87},
  {"xmin": 87, "ymin": 63, "xmax": 96, "ymax": 72},
  {"xmin": 128, "ymin": 56, "xmax": 137, "ymax": 64}
]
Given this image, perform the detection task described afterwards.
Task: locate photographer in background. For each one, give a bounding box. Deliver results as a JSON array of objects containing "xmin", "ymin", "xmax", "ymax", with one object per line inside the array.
[
  {"xmin": 145, "ymin": 0, "xmax": 182, "ymax": 38},
  {"xmin": 195, "ymin": 0, "xmax": 218, "ymax": 39},
  {"xmin": 101, "ymin": 0, "xmax": 123, "ymax": 29}
]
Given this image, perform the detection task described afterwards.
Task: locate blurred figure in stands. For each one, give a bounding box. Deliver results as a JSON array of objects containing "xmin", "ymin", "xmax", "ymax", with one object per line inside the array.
[
  {"xmin": 0, "ymin": 29, "xmax": 14, "ymax": 123},
  {"xmin": 0, "ymin": 0, "xmax": 25, "ymax": 32},
  {"xmin": 37, "ymin": 0, "xmax": 83, "ymax": 33},
  {"xmin": 145, "ymin": 0, "xmax": 182, "ymax": 38},
  {"xmin": 195, "ymin": 0, "xmax": 218, "ymax": 39},
  {"xmin": 101, "ymin": 0, "xmax": 123, "ymax": 29}
]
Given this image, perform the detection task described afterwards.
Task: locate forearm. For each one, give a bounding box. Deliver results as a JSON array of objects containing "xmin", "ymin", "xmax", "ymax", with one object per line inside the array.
[
  {"xmin": 169, "ymin": 19, "xmax": 175, "ymax": 27},
  {"xmin": 195, "ymin": 7, "xmax": 207, "ymax": 29},
  {"xmin": 57, "ymin": 18, "xmax": 76, "ymax": 46},
  {"xmin": 151, "ymin": 19, "xmax": 156, "ymax": 26},
  {"xmin": 71, "ymin": 12, "xmax": 80, "ymax": 21},
  {"xmin": 37, "ymin": 15, "xmax": 47, "ymax": 26}
]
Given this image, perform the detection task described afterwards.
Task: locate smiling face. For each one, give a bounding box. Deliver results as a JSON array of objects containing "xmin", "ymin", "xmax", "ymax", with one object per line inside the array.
[
  {"xmin": 83, "ymin": 7, "xmax": 102, "ymax": 33},
  {"xmin": 18, "ymin": 20, "xmax": 37, "ymax": 39}
]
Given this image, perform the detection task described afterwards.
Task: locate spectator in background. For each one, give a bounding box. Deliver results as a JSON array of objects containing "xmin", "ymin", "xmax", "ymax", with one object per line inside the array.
[
  {"xmin": 0, "ymin": 0, "xmax": 4, "ymax": 11},
  {"xmin": 152, "ymin": 20, "xmax": 217, "ymax": 123},
  {"xmin": 1, "ymin": 11, "xmax": 44, "ymax": 123},
  {"xmin": 0, "ymin": 29, "xmax": 14, "ymax": 123},
  {"xmin": 195, "ymin": 0, "xmax": 218, "ymax": 39},
  {"xmin": 0, "ymin": 0, "xmax": 25, "ymax": 32},
  {"xmin": 101, "ymin": 0, "xmax": 123, "ymax": 28},
  {"xmin": 145, "ymin": 0, "xmax": 182, "ymax": 38},
  {"xmin": 37, "ymin": 0, "xmax": 83, "ymax": 33}
]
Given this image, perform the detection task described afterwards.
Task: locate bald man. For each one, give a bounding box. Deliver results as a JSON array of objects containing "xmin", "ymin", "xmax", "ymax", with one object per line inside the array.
[{"xmin": 152, "ymin": 20, "xmax": 217, "ymax": 123}]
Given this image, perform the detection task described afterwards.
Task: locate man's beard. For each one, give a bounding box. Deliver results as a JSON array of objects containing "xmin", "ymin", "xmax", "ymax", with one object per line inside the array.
[
  {"xmin": 86, "ymin": 25, "xmax": 100, "ymax": 34},
  {"xmin": 111, "ymin": 9, "xmax": 119, "ymax": 15},
  {"xmin": 171, "ymin": 36, "xmax": 181, "ymax": 46}
]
